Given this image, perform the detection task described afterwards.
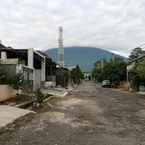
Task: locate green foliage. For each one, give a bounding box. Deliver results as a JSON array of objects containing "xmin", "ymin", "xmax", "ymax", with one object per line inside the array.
[
  {"xmin": 63, "ymin": 69, "xmax": 69, "ymax": 87},
  {"xmin": 129, "ymin": 47, "xmax": 144, "ymax": 61},
  {"xmin": 0, "ymin": 64, "xmax": 23, "ymax": 89},
  {"xmin": 11, "ymin": 73, "xmax": 24, "ymax": 89},
  {"xmin": 92, "ymin": 60, "xmax": 104, "ymax": 82},
  {"xmin": 71, "ymin": 65, "xmax": 84, "ymax": 85},
  {"xmin": 128, "ymin": 69, "xmax": 140, "ymax": 91},
  {"xmin": 92, "ymin": 67, "xmax": 102, "ymax": 82},
  {"xmin": 135, "ymin": 59, "xmax": 145, "ymax": 80},
  {"xmin": 130, "ymin": 59, "xmax": 145, "ymax": 89},
  {"xmin": 92, "ymin": 58, "xmax": 127, "ymax": 85},
  {"xmin": 128, "ymin": 47, "xmax": 145, "ymax": 90}
]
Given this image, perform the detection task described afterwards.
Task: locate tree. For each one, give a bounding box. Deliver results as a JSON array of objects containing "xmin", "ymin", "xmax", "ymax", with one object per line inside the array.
[
  {"xmin": 129, "ymin": 47, "xmax": 144, "ymax": 61},
  {"xmin": 92, "ymin": 60, "xmax": 107, "ymax": 81},
  {"xmin": 71, "ymin": 65, "xmax": 84, "ymax": 85},
  {"xmin": 92, "ymin": 65, "xmax": 103, "ymax": 82},
  {"xmin": 128, "ymin": 69, "xmax": 140, "ymax": 91},
  {"xmin": 92, "ymin": 58, "xmax": 127, "ymax": 86},
  {"xmin": 128, "ymin": 48, "xmax": 145, "ymax": 91},
  {"xmin": 128, "ymin": 58, "xmax": 145, "ymax": 91},
  {"xmin": 0, "ymin": 64, "xmax": 24, "ymax": 90},
  {"xmin": 135, "ymin": 59, "xmax": 145, "ymax": 80}
]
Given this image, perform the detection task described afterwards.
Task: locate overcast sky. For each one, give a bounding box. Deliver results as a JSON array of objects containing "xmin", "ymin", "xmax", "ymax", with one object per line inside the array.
[{"xmin": 0, "ymin": 0, "xmax": 145, "ymax": 56}]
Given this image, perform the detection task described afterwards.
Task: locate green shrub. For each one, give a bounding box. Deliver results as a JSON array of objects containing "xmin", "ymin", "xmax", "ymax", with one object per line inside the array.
[{"xmin": 71, "ymin": 65, "xmax": 84, "ymax": 85}]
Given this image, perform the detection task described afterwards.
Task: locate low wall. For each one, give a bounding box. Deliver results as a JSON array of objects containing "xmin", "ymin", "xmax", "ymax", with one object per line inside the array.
[{"xmin": 0, "ymin": 85, "xmax": 16, "ymax": 102}]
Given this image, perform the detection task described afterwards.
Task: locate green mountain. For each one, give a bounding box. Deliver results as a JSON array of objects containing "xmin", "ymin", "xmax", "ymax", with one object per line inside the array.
[{"xmin": 45, "ymin": 46, "xmax": 125, "ymax": 71}]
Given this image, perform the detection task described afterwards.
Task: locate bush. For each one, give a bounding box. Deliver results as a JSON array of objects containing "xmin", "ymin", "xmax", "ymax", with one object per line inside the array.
[
  {"xmin": 71, "ymin": 65, "xmax": 84, "ymax": 85},
  {"xmin": 0, "ymin": 65, "xmax": 23, "ymax": 89}
]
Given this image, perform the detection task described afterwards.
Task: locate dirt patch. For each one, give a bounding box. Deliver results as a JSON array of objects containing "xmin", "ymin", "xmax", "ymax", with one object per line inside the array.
[
  {"xmin": 40, "ymin": 110, "xmax": 93, "ymax": 128},
  {"xmin": 136, "ymin": 109, "xmax": 145, "ymax": 119},
  {"xmin": 58, "ymin": 98, "xmax": 84, "ymax": 108},
  {"xmin": 1, "ymin": 82, "xmax": 145, "ymax": 145}
]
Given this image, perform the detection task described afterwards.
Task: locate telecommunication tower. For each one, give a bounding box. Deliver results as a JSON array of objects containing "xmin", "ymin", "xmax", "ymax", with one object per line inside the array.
[{"xmin": 58, "ymin": 26, "xmax": 64, "ymax": 67}]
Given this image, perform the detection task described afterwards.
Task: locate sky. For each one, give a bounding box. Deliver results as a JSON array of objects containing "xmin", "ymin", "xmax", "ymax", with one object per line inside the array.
[{"xmin": 0, "ymin": 0, "xmax": 145, "ymax": 56}]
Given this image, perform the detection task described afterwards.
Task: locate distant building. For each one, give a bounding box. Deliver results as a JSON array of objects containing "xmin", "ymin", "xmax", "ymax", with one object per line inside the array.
[{"xmin": 66, "ymin": 65, "xmax": 76, "ymax": 71}]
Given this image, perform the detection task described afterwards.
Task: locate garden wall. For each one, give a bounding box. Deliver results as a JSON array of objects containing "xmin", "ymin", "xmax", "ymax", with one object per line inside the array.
[{"xmin": 0, "ymin": 85, "xmax": 16, "ymax": 102}]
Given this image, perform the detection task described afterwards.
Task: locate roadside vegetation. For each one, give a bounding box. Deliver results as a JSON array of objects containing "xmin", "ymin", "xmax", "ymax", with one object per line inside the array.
[
  {"xmin": 92, "ymin": 47, "xmax": 145, "ymax": 90},
  {"xmin": 56, "ymin": 65, "xmax": 83, "ymax": 88},
  {"xmin": 128, "ymin": 47, "xmax": 145, "ymax": 91},
  {"xmin": 92, "ymin": 58, "xmax": 127, "ymax": 87},
  {"xmin": 70, "ymin": 65, "xmax": 84, "ymax": 85},
  {"xmin": 129, "ymin": 47, "xmax": 144, "ymax": 61},
  {"xmin": 0, "ymin": 65, "xmax": 22, "ymax": 89}
]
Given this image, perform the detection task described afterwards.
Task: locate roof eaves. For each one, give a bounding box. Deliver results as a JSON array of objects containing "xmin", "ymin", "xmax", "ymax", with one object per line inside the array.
[{"xmin": 128, "ymin": 54, "xmax": 145, "ymax": 64}]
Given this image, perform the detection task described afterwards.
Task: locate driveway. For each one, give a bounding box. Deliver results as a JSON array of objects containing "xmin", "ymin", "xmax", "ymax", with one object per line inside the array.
[{"xmin": 1, "ymin": 81, "xmax": 145, "ymax": 145}]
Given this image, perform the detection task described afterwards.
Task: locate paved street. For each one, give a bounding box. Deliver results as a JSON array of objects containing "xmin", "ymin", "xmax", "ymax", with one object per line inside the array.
[{"xmin": 1, "ymin": 81, "xmax": 145, "ymax": 145}]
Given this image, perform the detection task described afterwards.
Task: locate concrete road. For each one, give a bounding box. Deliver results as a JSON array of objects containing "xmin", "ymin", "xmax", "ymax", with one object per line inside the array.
[{"xmin": 1, "ymin": 81, "xmax": 145, "ymax": 145}]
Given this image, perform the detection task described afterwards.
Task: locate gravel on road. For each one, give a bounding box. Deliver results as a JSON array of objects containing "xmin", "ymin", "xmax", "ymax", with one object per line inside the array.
[{"xmin": 1, "ymin": 81, "xmax": 145, "ymax": 145}]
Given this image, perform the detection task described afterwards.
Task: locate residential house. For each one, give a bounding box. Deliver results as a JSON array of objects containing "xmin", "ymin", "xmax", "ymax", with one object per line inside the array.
[{"xmin": 0, "ymin": 46, "xmax": 46, "ymax": 91}]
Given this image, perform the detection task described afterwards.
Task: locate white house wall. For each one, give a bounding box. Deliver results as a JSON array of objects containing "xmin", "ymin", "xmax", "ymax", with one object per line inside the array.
[
  {"xmin": 28, "ymin": 48, "xmax": 34, "ymax": 69},
  {"xmin": 41, "ymin": 59, "xmax": 46, "ymax": 82}
]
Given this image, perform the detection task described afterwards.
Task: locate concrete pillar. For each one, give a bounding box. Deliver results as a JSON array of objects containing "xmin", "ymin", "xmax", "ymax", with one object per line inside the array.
[
  {"xmin": 28, "ymin": 48, "xmax": 34, "ymax": 68},
  {"xmin": 41, "ymin": 57, "xmax": 46, "ymax": 82},
  {"xmin": 1, "ymin": 51, "xmax": 7, "ymax": 60},
  {"xmin": 28, "ymin": 48, "xmax": 35, "ymax": 90}
]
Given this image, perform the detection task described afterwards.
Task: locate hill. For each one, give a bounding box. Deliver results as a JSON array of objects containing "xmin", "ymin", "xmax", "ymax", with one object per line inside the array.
[{"xmin": 45, "ymin": 46, "xmax": 126, "ymax": 71}]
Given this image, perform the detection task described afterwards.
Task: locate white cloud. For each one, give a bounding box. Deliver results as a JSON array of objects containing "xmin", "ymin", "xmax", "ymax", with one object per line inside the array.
[{"xmin": 0, "ymin": 0, "xmax": 145, "ymax": 56}]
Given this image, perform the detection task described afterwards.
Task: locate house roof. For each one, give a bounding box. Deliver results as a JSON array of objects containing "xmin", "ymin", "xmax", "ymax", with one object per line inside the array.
[
  {"xmin": 0, "ymin": 48, "xmax": 44, "ymax": 58},
  {"xmin": 0, "ymin": 48, "xmax": 27, "ymax": 56},
  {"xmin": 128, "ymin": 54, "xmax": 145, "ymax": 64},
  {"xmin": 0, "ymin": 43, "xmax": 7, "ymax": 49},
  {"xmin": 0, "ymin": 44, "xmax": 56, "ymax": 66},
  {"xmin": 37, "ymin": 50, "xmax": 48, "ymax": 57},
  {"xmin": 37, "ymin": 50, "xmax": 56, "ymax": 65}
]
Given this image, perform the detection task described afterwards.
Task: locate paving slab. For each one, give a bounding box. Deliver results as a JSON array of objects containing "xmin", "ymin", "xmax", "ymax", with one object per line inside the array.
[{"xmin": 0, "ymin": 105, "xmax": 34, "ymax": 128}]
